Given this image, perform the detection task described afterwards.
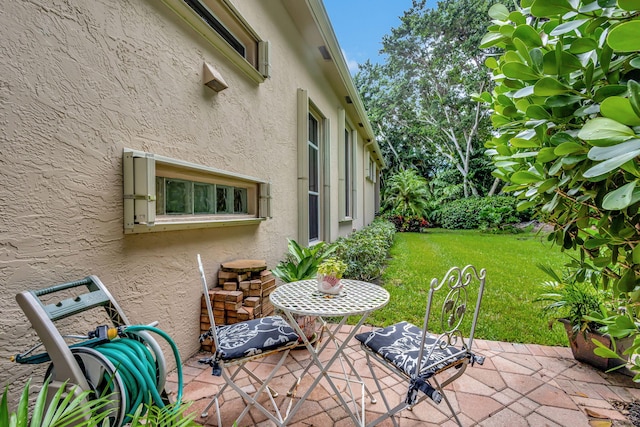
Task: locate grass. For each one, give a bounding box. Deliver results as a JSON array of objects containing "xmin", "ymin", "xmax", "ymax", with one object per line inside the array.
[{"xmin": 365, "ymin": 229, "xmax": 575, "ymax": 346}]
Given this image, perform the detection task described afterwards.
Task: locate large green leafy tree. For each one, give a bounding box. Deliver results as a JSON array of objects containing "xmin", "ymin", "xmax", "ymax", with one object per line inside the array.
[
  {"xmin": 482, "ymin": 0, "xmax": 640, "ymax": 377},
  {"xmin": 356, "ymin": 0, "xmax": 507, "ymax": 197}
]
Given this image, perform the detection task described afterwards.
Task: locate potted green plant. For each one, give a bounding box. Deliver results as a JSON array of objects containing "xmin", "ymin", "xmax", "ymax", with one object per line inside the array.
[
  {"xmin": 271, "ymin": 239, "xmax": 334, "ymax": 283},
  {"xmin": 317, "ymin": 258, "xmax": 347, "ymax": 295},
  {"xmin": 272, "ymin": 239, "xmax": 334, "ymax": 341},
  {"xmin": 535, "ymin": 265, "xmax": 630, "ymax": 371}
]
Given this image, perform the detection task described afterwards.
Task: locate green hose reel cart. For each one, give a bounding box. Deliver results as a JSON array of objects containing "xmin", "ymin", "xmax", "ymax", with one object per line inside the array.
[{"xmin": 13, "ymin": 275, "xmax": 184, "ymax": 426}]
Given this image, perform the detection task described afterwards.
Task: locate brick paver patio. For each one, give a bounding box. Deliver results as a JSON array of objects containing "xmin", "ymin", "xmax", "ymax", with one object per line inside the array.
[{"xmin": 166, "ymin": 325, "xmax": 640, "ymax": 426}]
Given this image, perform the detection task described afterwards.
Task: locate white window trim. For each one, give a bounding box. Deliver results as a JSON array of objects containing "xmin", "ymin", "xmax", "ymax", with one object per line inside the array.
[
  {"xmin": 297, "ymin": 89, "xmax": 330, "ymax": 245},
  {"xmin": 161, "ymin": 0, "xmax": 267, "ymax": 83},
  {"xmin": 123, "ymin": 148, "xmax": 270, "ymax": 234}
]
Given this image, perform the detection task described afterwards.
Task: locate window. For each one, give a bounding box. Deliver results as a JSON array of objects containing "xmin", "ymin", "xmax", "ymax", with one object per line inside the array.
[
  {"xmin": 297, "ymin": 89, "xmax": 329, "ymax": 245},
  {"xmin": 123, "ymin": 149, "xmax": 270, "ymax": 234},
  {"xmin": 309, "ymin": 112, "xmax": 320, "ymax": 242},
  {"xmin": 163, "ymin": 0, "xmax": 270, "ymax": 81},
  {"xmin": 338, "ymin": 108, "xmax": 356, "ymax": 222},
  {"xmin": 156, "ymin": 178, "xmax": 248, "ymax": 215},
  {"xmin": 344, "ymin": 129, "xmax": 351, "ymax": 217},
  {"xmin": 368, "ymin": 155, "xmax": 377, "ymax": 183}
]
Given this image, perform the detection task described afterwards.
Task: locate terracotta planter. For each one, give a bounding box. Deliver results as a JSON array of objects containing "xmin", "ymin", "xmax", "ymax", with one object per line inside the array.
[
  {"xmin": 293, "ymin": 314, "xmax": 318, "ymax": 343},
  {"xmin": 560, "ymin": 319, "xmax": 632, "ymax": 371}
]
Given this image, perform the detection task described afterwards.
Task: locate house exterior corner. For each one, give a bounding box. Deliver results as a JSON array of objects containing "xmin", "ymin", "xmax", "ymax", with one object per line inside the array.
[{"xmin": 0, "ymin": 0, "xmax": 384, "ymax": 388}]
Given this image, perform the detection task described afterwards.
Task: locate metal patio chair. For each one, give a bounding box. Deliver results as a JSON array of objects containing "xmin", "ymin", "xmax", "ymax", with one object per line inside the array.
[
  {"xmin": 196, "ymin": 254, "xmax": 300, "ymax": 427},
  {"xmin": 355, "ymin": 265, "xmax": 487, "ymax": 427}
]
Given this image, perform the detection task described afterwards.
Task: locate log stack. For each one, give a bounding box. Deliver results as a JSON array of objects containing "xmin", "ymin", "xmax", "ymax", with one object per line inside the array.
[{"xmin": 200, "ymin": 259, "xmax": 277, "ymax": 352}]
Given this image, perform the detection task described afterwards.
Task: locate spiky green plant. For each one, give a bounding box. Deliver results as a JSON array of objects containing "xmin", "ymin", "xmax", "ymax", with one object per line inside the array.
[
  {"xmin": 271, "ymin": 239, "xmax": 335, "ymax": 283},
  {"xmin": 0, "ymin": 378, "xmax": 115, "ymax": 427},
  {"xmin": 128, "ymin": 400, "xmax": 199, "ymax": 427},
  {"xmin": 535, "ymin": 264, "xmax": 605, "ymax": 338}
]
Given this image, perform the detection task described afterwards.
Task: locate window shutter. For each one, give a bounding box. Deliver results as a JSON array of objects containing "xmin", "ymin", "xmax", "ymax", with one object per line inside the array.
[{"xmin": 123, "ymin": 151, "xmax": 156, "ymax": 230}]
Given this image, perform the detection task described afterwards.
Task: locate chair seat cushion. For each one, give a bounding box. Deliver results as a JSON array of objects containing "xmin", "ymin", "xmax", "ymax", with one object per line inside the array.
[
  {"xmin": 217, "ymin": 316, "xmax": 299, "ymax": 361},
  {"xmin": 355, "ymin": 321, "xmax": 467, "ymax": 378}
]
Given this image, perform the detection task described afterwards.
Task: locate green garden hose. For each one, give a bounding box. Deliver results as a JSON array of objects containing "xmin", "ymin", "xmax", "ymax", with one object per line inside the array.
[{"xmin": 93, "ymin": 325, "xmax": 184, "ymax": 425}]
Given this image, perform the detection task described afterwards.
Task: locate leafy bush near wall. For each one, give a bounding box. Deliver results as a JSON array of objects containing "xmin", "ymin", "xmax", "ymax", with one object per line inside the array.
[
  {"xmin": 334, "ymin": 219, "xmax": 396, "ymax": 281},
  {"xmin": 433, "ymin": 196, "xmax": 533, "ymax": 230}
]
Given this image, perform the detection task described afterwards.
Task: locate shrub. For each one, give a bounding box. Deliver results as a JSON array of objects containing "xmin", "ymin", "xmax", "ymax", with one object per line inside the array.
[
  {"xmin": 334, "ymin": 219, "xmax": 396, "ymax": 281},
  {"xmin": 386, "ymin": 214, "xmax": 430, "ymax": 232},
  {"xmin": 433, "ymin": 196, "xmax": 532, "ymax": 230}
]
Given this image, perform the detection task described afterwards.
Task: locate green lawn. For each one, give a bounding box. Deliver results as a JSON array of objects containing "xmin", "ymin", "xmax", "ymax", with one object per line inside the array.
[{"xmin": 366, "ymin": 229, "xmax": 574, "ymax": 346}]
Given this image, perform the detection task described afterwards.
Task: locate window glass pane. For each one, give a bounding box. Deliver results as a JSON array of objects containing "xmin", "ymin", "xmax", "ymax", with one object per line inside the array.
[
  {"xmin": 156, "ymin": 177, "xmax": 166, "ymax": 215},
  {"xmin": 166, "ymin": 179, "xmax": 193, "ymax": 214},
  {"xmin": 216, "ymin": 185, "xmax": 231, "ymax": 213},
  {"xmin": 345, "ymin": 130, "xmax": 351, "ymax": 217},
  {"xmin": 234, "ymin": 188, "xmax": 247, "ymax": 213},
  {"xmin": 308, "ymin": 114, "xmax": 318, "ymax": 146},
  {"xmin": 309, "ymin": 194, "xmax": 319, "ymax": 241},
  {"xmin": 194, "ymin": 182, "xmax": 215, "ymax": 214},
  {"xmin": 309, "ymin": 145, "xmax": 318, "ymax": 192}
]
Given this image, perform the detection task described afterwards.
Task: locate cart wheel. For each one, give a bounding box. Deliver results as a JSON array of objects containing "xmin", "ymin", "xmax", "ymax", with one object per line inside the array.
[{"xmin": 45, "ymin": 347, "xmax": 126, "ymax": 427}]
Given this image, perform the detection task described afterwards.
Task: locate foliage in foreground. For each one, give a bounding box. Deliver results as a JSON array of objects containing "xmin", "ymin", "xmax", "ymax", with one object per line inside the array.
[
  {"xmin": 1, "ymin": 378, "xmax": 113, "ymax": 427},
  {"xmin": 1, "ymin": 378, "xmax": 198, "ymax": 427},
  {"xmin": 367, "ymin": 230, "xmax": 571, "ymax": 346},
  {"xmin": 334, "ymin": 219, "xmax": 396, "ymax": 281},
  {"xmin": 481, "ymin": 0, "xmax": 640, "ymax": 378}
]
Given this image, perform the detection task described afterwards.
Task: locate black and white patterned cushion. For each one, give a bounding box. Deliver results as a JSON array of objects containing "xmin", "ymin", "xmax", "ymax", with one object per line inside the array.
[
  {"xmin": 355, "ymin": 321, "xmax": 467, "ymax": 378},
  {"xmin": 216, "ymin": 316, "xmax": 299, "ymax": 360}
]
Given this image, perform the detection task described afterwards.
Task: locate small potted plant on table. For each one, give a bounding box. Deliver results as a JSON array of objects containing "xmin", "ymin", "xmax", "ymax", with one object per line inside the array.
[{"xmin": 317, "ymin": 258, "xmax": 347, "ymax": 295}]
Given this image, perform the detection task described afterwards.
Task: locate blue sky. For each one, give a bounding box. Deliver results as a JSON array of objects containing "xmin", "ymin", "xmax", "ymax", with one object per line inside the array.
[{"xmin": 323, "ymin": 0, "xmax": 415, "ymax": 73}]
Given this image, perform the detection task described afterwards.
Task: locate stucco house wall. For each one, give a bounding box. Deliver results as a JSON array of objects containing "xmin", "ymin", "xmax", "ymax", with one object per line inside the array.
[{"xmin": 0, "ymin": 0, "xmax": 384, "ymax": 391}]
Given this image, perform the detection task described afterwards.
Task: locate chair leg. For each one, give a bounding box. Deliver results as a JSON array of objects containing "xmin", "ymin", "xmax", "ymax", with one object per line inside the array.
[
  {"xmin": 240, "ymin": 364, "xmax": 278, "ymax": 397},
  {"xmin": 432, "ymin": 376, "xmax": 463, "ymax": 427},
  {"xmin": 225, "ymin": 349, "xmax": 292, "ymax": 427},
  {"xmin": 200, "ymin": 363, "xmax": 243, "ymax": 418},
  {"xmin": 199, "ymin": 350, "xmax": 291, "ymax": 427},
  {"xmin": 363, "ymin": 353, "xmax": 401, "ymax": 427}
]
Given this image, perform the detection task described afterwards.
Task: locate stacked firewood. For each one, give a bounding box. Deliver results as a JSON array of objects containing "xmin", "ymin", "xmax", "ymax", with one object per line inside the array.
[{"xmin": 200, "ymin": 259, "xmax": 277, "ymax": 352}]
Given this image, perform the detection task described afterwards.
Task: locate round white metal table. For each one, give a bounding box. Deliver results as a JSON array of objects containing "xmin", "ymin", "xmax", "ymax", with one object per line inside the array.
[{"xmin": 270, "ymin": 279, "xmax": 390, "ymax": 426}]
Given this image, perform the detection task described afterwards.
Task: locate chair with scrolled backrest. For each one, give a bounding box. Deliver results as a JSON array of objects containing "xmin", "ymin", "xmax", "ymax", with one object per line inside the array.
[
  {"xmin": 355, "ymin": 265, "xmax": 487, "ymax": 427},
  {"xmin": 196, "ymin": 254, "xmax": 300, "ymax": 427}
]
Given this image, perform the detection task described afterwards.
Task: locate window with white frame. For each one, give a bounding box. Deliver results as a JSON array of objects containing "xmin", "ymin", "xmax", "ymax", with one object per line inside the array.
[
  {"xmin": 297, "ymin": 89, "xmax": 329, "ymax": 245},
  {"xmin": 368, "ymin": 155, "xmax": 377, "ymax": 182},
  {"xmin": 163, "ymin": 0, "xmax": 270, "ymax": 81},
  {"xmin": 308, "ymin": 112, "xmax": 321, "ymax": 242},
  {"xmin": 123, "ymin": 149, "xmax": 270, "ymax": 234},
  {"xmin": 156, "ymin": 178, "xmax": 248, "ymax": 215}
]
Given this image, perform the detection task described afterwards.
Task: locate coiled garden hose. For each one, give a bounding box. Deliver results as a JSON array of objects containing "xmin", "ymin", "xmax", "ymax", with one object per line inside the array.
[{"xmin": 94, "ymin": 325, "xmax": 184, "ymax": 424}]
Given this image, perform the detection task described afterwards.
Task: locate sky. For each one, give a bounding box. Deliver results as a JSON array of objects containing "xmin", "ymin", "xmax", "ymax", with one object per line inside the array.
[{"xmin": 323, "ymin": 0, "xmax": 415, "ymax": 73}]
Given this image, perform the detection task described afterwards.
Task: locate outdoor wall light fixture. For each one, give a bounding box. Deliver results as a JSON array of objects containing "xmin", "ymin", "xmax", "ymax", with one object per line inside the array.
[{"xmin": 203, "ymin": 62, "xmax": 228, "ymax": 92}]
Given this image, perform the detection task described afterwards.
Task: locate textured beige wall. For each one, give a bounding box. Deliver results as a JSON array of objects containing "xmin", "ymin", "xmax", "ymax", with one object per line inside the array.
[{"xmin": 0, "ymin": 0, "xmax": 377, "ymax": 393}]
